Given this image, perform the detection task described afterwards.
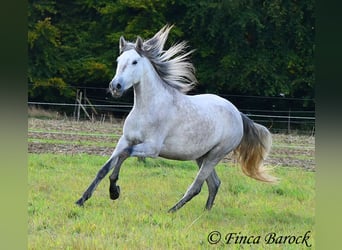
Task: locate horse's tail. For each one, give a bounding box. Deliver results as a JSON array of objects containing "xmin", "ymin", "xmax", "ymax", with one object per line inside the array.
[{"xmin": 234, "ymin": 113, "xmax": 278, "ymax": 183}]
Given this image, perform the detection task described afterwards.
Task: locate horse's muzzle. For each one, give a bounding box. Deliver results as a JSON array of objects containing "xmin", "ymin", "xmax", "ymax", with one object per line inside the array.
[{"xmin": 109, "ymin": 79, "xmax": 124, "ymax": 98}]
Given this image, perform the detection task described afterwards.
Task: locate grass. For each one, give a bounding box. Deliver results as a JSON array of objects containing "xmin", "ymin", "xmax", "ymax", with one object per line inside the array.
[
  {"xmin": 28, "ymin": 153, "xmax": 315, "ymax": 249},
  {"xmin": 28, "ymin": 138, "xmax": 115, "ymax": 148},
  {"xmin": 271, "ymin": 154, "xmax": 314, "ymax": 161}
]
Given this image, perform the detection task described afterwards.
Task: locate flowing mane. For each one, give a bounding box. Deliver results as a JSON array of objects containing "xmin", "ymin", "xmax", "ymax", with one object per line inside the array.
[{"xmin": 120, "ymin": 25, "xmax": 197, "ymax": 93}]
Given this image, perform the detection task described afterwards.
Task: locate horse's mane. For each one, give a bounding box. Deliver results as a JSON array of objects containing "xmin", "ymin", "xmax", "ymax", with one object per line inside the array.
[{"xmin": 120, "ymin": 25, "xmax": 197, "ymax": 93}]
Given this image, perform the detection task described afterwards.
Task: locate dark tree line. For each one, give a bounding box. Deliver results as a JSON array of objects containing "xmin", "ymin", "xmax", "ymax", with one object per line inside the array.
[{"xmin": 28, "ymin": 0, "xmax": 315, "ymax": 114}]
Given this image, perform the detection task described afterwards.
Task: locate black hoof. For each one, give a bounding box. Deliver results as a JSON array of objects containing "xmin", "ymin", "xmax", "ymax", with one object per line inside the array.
[
  {"xmin": 109, "ymin": 185, "xmax": 120, "ymax": 200},
  {"xmin": 168, "ymin": 208, "xmax": 176, "ymax": 213},
  {"xmin": 75, "ymin": 198, "xmax": 84, "ymax": 207},
  {"xmin": 168, "ymin": 205, "xmax": 178, "ymax": 213}
]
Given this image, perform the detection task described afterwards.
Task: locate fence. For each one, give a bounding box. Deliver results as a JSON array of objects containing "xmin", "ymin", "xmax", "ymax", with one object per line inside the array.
[{"xmin": 28, "ymin": 100, "xmax": 315, "ymax": 135}]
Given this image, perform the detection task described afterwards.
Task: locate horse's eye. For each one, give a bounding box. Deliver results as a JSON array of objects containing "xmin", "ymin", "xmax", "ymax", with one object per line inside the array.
[{"xmin": 132, "ymin": 60, "xmax": 138, "ymax": 65}]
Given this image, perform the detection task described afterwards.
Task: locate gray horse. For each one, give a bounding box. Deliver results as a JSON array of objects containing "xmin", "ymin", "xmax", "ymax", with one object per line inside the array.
[{"xmin": 76, "ymin": 25, "xmax": 278, "ymax": 212}]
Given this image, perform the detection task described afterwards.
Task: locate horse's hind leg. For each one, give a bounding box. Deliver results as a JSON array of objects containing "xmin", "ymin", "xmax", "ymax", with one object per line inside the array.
[
  {"xmin": 205, "ymin": 170, "xmax": 221, "ymax": 210},
  {"xmin": 168, "ymin": 158, "xmax": 221, "ymax": 213},
  {"xmin": 196, "ymin": 158, "xmax": 221, "ymax": 210}
]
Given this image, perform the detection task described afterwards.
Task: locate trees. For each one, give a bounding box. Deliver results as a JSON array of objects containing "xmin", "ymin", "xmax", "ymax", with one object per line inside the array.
[
  {"xmin": 174, "ymin": 0, "xmax": 314, "ymax": 99},
  {"xmin": 28, "ymin": 0, "xmax": 315, "ymax": 107},
  {"xmin": 28, "ymin": 1, "xmax": 72, "ymax": 102}
]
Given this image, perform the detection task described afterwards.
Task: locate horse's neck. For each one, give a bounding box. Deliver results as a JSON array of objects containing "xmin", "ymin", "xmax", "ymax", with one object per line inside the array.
[{"xmin": 133, "ymin": 71, "xmax": 175, "ymax": 111}]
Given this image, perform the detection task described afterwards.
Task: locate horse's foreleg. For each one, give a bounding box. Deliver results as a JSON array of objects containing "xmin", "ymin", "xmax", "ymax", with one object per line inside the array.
[
  {"xmin": 75, "ymin": 158, "xmax": 114, "ymax": 206},
  {"xmin": 75, "ymin": 136, "xmax": 130, "ymax": 206},
  {"xmin": 108, "ymin": 141, "xmax": 160, "ymax": 199},
  {"xmin": 108, "ymin": 148, "xmax": 131, "ymax": 200}
]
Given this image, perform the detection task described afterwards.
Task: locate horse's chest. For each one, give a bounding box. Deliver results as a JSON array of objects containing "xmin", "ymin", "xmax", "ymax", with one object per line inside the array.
[
  {"xmin": 123, "ymin": 122, "xmax": 143, "ymax": 143},
  {"xmin": 123, "ymin": 114, "xmax": 160, "ymax": 144}
]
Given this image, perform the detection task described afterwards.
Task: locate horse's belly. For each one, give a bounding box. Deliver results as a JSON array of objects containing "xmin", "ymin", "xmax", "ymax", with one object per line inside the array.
[
  {"xmin": 159, "ymin": 147, "xmax": 207, "ymax": 161},
  {"xmin": 158, "ymin": 135, "xmax": 218, "ymax": 160}
]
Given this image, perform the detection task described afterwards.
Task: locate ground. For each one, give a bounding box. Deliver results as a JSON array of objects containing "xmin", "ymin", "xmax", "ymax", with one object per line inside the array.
[
  {"xmin": 28, "ymin": 117, "xmax": 316, "ymax": 249},
  {"xmin": 28, "ymin": 118, "xmax": 315, "ymax": 171}
]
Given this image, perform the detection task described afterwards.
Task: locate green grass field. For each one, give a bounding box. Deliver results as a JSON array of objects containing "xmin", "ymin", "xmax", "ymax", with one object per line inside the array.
[{"xmin": 28, "ymin": 153, "xmax": 315, "ymax": 249}]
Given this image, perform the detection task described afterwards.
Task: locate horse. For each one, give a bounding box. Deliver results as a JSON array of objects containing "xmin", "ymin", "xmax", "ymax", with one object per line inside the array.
[{"xmin": 75, "ymin": 25, "xmax": 278, "ymax": 212}]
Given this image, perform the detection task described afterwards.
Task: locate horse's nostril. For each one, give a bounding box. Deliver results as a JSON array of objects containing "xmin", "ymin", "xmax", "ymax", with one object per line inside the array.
[{"xmin": 116, "ymin": 83, "xmax": 122, "ymax": 90}]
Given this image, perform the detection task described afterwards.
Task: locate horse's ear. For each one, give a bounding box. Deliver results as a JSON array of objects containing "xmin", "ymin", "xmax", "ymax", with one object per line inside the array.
[
  {"xmin": 135, "ymin": 36, "xmax": 143, "ymax": 51},
  {"xmin": 119, "ymin": 36, "xmax": 126, "ymax": 54}
]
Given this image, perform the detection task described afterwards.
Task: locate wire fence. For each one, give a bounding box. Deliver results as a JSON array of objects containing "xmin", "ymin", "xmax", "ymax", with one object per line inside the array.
[{"xmin": 28, "ymin": 99, "xmax": 315, "ymax": 135}]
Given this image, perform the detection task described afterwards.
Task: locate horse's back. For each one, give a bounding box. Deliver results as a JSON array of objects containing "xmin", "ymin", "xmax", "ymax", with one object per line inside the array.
[
  {"xmin": 159, "ymin": 93, "xmax": 243, "ymax": 160},
  {"xmin": 189, "ymin": 94, "xmax": 239, "ymax": 112},
  {"xmin": 190, "ymin": 93, "xmax": 243, "ymax": 135}
]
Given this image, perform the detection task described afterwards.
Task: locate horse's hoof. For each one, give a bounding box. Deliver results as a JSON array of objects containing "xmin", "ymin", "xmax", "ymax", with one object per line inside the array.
[
  {"xmin": 110, "ymin": 185, "xmax": 120, "ymax": 200},
  {"xmin": 75, "ymin": 198, "xmax": 84, "ymax": 207},
  {"xmin": 168, "ymin": 205, "xmax": 178, "ymax": 213}
]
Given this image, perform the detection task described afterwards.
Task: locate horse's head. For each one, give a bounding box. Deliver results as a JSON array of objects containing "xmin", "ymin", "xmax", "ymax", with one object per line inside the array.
[
  {"xmin": 109, "ymin": 25, "xmax": 196, "ymax": 97},
  {"xmin": 109, "ymin": 36, "xmax": 145, "ymax": 98}
]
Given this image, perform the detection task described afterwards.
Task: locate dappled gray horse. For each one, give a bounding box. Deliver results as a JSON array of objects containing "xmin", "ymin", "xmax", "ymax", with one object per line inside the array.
[{"xmin": 76, "ymin": 25, "xmax": 277, "ymax": 212}]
